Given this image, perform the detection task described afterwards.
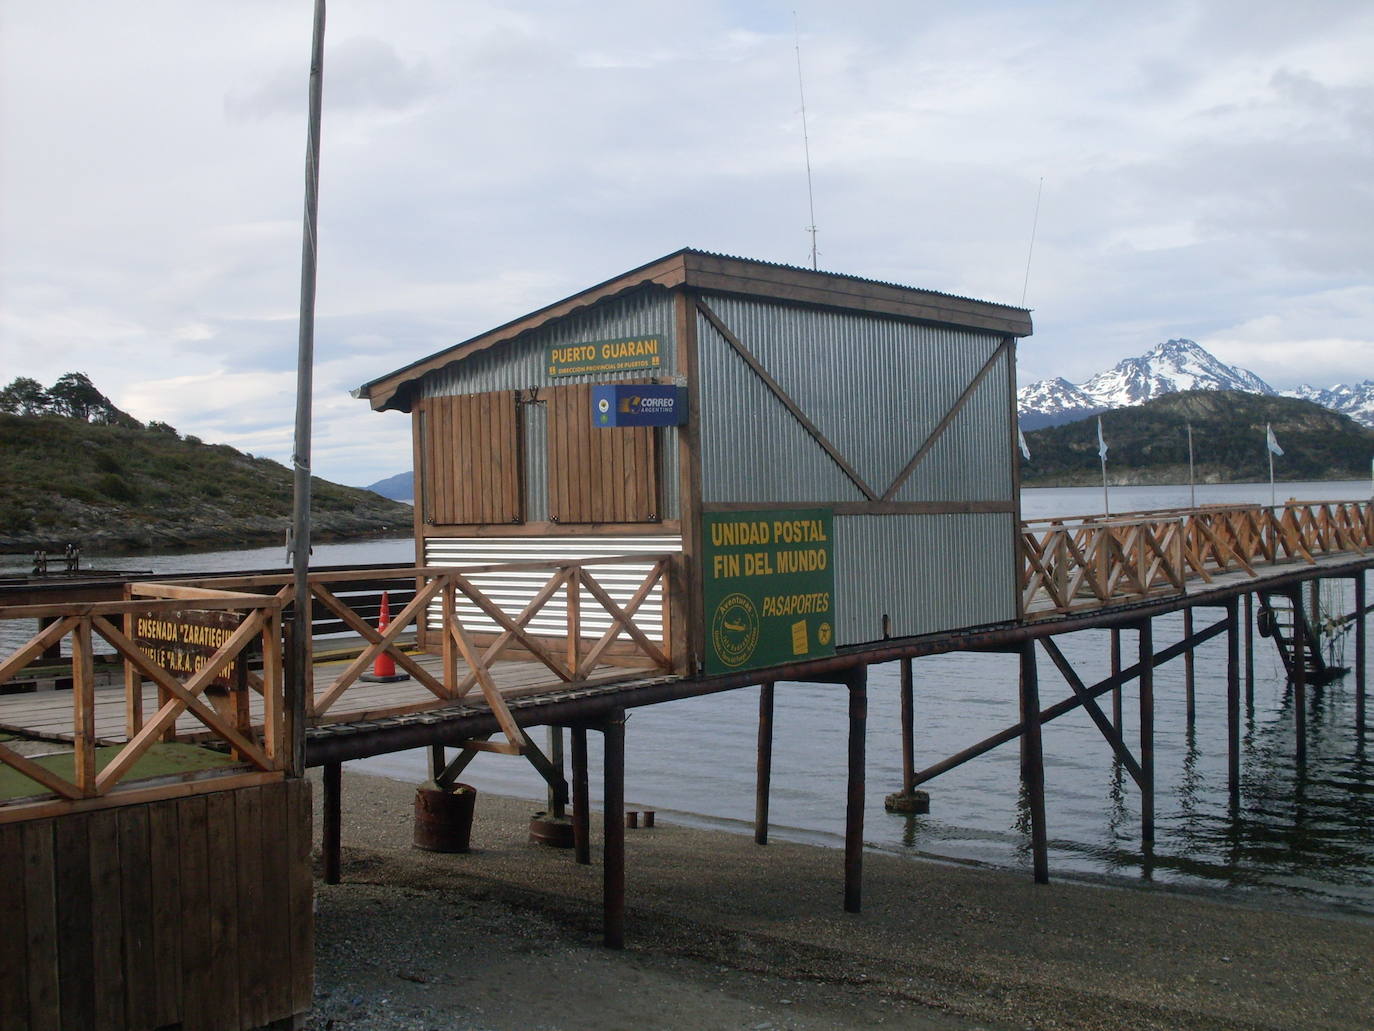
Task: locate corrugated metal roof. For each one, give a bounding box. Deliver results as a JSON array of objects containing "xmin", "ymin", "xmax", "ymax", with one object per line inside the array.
[
  {"xmin": 355, "ymin": 248, "xmax": 1033, "ymax": 412},
  {"xmin": 681, "ymin": 247, "xmax": 1024, "ymax": 311}
]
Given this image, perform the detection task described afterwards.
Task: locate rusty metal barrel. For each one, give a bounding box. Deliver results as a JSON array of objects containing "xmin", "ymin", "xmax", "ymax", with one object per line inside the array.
[
  {"xmin": 527, "ymin": 810, "xmax": 575, "ymax": 848},
  {"xmin": 413, "ymin": 781, "xmax": 477, "ymax": 852}
]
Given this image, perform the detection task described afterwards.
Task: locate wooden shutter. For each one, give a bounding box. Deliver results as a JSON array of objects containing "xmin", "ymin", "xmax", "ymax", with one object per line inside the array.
[
  {"xmin": 420, "ymin": 392, "xmax": 521, "ymax": 525},
  {"xmin": 547, "ymin": 382, "xmax": 659, "ymax": 524}
]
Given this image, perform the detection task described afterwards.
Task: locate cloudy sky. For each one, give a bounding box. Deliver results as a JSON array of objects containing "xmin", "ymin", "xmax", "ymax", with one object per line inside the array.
[{"xmin": 2, "ymin": 1, "xmax": 1371, "ymax": 486}]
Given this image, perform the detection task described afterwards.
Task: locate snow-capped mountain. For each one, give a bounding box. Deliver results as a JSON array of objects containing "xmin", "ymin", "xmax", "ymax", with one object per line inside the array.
[
  {"xmin": 1077, "ymin": 339, "xmax": 1275, "ymax": 406},
  {"xmin": 1284, "ymin": 381, "xmax": 1374, "ymax": 429},
  {"xmin": 1019, "ymin": 339, "xmax": 1284, "ymax": 429}
]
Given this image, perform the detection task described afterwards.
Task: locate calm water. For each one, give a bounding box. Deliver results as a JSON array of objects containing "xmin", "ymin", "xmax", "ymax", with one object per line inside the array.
[{"xmin": 6, "ymin": 481, "xmax": 1373, "ymax": 912}]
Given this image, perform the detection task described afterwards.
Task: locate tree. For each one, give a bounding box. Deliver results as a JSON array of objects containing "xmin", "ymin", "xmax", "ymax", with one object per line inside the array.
[
  {"xmin": 0, "ymin": 376, "xmax": 50, "ymax": 415},
  {"xmin": 47, "ymin": 371, "xmax": 108, "ymax": 421}
]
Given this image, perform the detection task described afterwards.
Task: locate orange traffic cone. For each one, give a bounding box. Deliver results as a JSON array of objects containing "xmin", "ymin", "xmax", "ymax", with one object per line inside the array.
[{"xmin": 362, "ymin": 590, "xmax": 406, "ymax": 682}]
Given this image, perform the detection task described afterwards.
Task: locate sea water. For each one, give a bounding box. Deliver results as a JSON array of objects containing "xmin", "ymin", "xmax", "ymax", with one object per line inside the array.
[{"xmin": 4, "ymin": 480, "xmax": 1372, "ymax": 911}]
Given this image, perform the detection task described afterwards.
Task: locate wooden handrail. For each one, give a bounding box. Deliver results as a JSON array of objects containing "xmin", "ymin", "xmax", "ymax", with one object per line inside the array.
[
  {"xmin": 1022, "ymin": 500, "xmax": 1373, "ymax": 617},
  {"xmin": 0, "ymin": 586, "xmax": 286, "ymax": 810},
  {"xmin": 299, "ymin": 556, "xmax": 678, "ymax": 721}
]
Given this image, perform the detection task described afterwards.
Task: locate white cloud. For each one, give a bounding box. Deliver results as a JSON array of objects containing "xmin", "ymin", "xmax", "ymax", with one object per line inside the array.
[{"xmin": 3, "ymin": 0, "xmax": 1373, "ymax": 487}]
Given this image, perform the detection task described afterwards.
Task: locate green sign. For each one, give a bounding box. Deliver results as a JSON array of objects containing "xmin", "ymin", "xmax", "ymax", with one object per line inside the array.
[
  {"xmin": 702, "ymin": 508, "xmax": 835, "ymax": 675},
  {"xmin": 546, "ymin": 335, "xmax": 664, "ymax": 377}
]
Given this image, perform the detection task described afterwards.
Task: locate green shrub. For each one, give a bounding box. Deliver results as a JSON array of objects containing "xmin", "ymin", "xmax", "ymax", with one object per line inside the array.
[{"xmin": 97, "ymin": 474, "xmax": 137, "ymax": 502}]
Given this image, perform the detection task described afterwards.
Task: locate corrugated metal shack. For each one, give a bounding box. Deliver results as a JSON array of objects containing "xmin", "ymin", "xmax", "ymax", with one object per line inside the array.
[{"xmin": 356, "ymin": 249, "xmax": 1032, "ymax": 677}]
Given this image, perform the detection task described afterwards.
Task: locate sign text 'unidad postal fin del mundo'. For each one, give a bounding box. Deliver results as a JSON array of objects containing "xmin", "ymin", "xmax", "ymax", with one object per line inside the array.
[{"xmin": 702, "ymin": 508, "xmax": 835, "ymax": 675}]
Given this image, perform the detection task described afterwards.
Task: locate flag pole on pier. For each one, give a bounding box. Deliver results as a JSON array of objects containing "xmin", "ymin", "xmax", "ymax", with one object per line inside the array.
[
  {"xmin": 287, "ymin": 0, "xmax": 326, "ymax": 778},
  {"xmin": 1266, "ymin": 424, "xmax": 1283, "ymax": 510},
  {"xmin": 1187, "ymin": 421, "xmax": 1196, "ymax": 509},
  {"xmin": 1098, "ymin": 416, "xmax": 1110, "ymax": 516}
]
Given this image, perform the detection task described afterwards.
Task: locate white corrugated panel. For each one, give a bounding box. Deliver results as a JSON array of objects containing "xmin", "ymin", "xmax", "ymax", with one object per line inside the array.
[{"xmin": 424, "ymin": 536, "xmax": 682, "ymax": 641}]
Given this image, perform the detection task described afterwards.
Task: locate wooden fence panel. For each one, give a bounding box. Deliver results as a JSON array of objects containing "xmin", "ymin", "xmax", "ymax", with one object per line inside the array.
[
  {"xmin": 148, "ymin": 800, "xmax": 184, "ymax": 1027},
  {"xmin": 88, "ymin": 810, "xmax": 124, "ymax": 1031},
  {"xmin": 53, "ymin": 814, "xmax": 96, "ymax": 1027},
  {"xmin": 0, "ymin": 822, "xmax": 28, "ymax": 1028},
  {"xmin": 21, "ymin": 820, "xmax": 59, "ymax": 1031},
  {"xmin": 117, "ymin": 806, "xmax": 158, "ymax": 1031}
]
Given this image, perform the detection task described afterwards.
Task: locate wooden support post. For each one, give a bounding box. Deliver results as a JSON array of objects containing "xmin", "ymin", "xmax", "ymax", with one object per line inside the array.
[
  {"xmin": 1139, "ymin": 618, "xmax": 1155, "ymax": 852},
  {"xmin": 1244, "ymin": 591, "xmax": 1255, "ymax": 707},
  {"xmin": 323, "ymin": 761, "xmax": 342, "ymax": 885},
  {"xmin": 72, "ymin": 618, "xmax": 96, "ymax": 797},
  {"xmin": 571, "ymin": 725, "xmax": 590, "ymax": 866},
  {"xmin": 1110, "ymin": 628, "xmax": 1122, "ymax": 732},
  {"xmin": 1357, "ymin": 573, "xmax": 1367, "ymax": 734},
  {"xmin": 1309, "ymin": 579, "xmax": 1321, "ymax": 641},
  {"xmin": 549, "ymin": 726, "xmax": 566, "ymax": 820},
  {"xmin": 1293, "ymin": 590, "xmax": 1307, "ymax": 766},
  {"xmin": 1183, "ymin": 607, "xmax": 1196, "ymax": 726},
  {"xmin": 754, "ymin": 682, "xmax": 775, "ymax": 845},
  {"xmin": 900, "ymin": 657, "xmax": 915, "ymax": 793},
  {"xmin": 602, "ymin": 709, "xmax": 626, "ymax": 949},
  {"xmin": 1226, "ymin": 598, "xmax": 1241, "ymax": 807},
  {"xmin": 124, "ymin": 609, "xmax": 142, "ymax": 739},
  {"xmin": 1018, "ymin": 641, "xmax": 1049, "ymax": 884},
  {"xmin": 429, "ymin": 744, "xmax": 445, "ymax": 781},
  {"xmin": 844, "ymin": 665, "xmax": 868, "ymax": 912}
]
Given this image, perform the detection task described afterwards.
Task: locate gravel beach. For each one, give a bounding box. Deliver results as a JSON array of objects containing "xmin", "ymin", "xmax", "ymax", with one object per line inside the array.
[{"xmin": 306, "ymin": 768, "xmax": 1373, "ymax": 1031}]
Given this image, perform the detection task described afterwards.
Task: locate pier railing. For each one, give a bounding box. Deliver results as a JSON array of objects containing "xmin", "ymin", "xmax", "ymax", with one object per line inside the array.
[
  {"xmin": 0, "ymin": 584, "xmax": 286, "ymax": 816},
  {"xmin": 1021, "ymin": 514, "xmax": 1187, "ymax": 616},
  {"xmin": 163, "ymin": 556, "xmax": 677, "ymax": 726},
  {"xmin": 0, "ymin": 555, "xmax": 676, "ymax": 813},
  {"xmin": 1022, "ymin": 500, "xmax": 1373, "ymax": 617}
]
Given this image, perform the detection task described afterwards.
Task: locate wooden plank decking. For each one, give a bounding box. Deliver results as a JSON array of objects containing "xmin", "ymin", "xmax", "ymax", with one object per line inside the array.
[{"xmin": 0, "ymin": 652, "xmax": 657, "ymax": 746}]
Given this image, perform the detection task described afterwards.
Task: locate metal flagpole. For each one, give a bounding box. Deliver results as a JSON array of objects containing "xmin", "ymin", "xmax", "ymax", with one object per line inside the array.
[
  {"xmin": 1187, "ymin": 422, "xmax": 1195, "ymax": 509},
  {"xmin": 1098, "ymin": 417, "xmax": 1109, "ymax": 516},
  {"xmin": 287, "ymin": 0, "xmax": 326, "ymax": 778},
  {"xmin": 1267, "ymin": 423, "xmax": 1281, "ymax": 511}
]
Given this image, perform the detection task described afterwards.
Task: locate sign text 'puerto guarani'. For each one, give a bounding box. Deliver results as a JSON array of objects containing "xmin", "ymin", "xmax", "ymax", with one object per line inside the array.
[
  {"xmin": 547, "ymin": 336, "xmax": 663, "ymax": 377},
  {"xmin": 702, "ymin": 508, "xmax": 835, "ymax": 675},
  {"xmin": 133, "ymin": 609, "xmax": 248, "ymax": 688}
]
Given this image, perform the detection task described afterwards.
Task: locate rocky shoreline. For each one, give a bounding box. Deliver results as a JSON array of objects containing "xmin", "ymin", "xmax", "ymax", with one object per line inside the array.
[
  {"xmin": 307, "ymin": 768, "xmax": 1374, "ymax": 1031},
  {"xmin": 0, "ymin": 509, "xmax": 409, "ymax": 557}
]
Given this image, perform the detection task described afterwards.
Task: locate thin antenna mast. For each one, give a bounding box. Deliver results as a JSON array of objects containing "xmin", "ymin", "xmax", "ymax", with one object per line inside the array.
[
  {"xmin": 794, "ymin": 12, "xmax": 818, "ymax": 270},
  {"xmin": 1020, "ymin": 176, "xmax": 1043, "ymax": 306}
]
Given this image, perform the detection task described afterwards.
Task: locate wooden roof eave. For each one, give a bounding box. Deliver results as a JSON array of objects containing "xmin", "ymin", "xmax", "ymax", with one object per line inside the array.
[
  {"xmin": 354, "ymin": 249, "xmax": 1033, "ymax": 414},
  {"xmin": 356, "ymin": 253, "xmax": 692, "ymax": 413},
  {"xmin": 679, "ymin": 252, "xmax": 1034, "ymax": 339}
]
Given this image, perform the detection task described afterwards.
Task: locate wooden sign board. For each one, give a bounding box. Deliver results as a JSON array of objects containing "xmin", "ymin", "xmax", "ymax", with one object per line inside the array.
[
  {"xmin": 702, "ymin": 508, "xmax": 836, "ymax": 674},
  {"xmin": 547, "ymin": 336, "xmax": 664, "ymax": 377},
  {"xmin": 133, "ymin": 608, "xmax": 248, "ymax": 688}
]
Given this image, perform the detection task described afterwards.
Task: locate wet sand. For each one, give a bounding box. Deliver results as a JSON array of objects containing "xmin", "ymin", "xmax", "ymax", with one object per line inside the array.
[{"xmin": 306, "ymin": 769, "xmax": 1373, "ymax": 1031}]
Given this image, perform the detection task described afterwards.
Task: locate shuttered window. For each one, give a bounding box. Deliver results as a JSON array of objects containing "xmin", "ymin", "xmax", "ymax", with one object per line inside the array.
[
  {"xmin": 419, "ymin": 392, "xmax": 522, "ymax": 525},
  {"xmin": 546, "ymin": 382, "xmax": 659, "ymax": 524}
]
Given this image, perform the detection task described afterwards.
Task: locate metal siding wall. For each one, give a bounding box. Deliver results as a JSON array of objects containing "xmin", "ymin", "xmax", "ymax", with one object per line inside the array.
[
  {"xmin": 834, "ymin": 514, "xmax": 1016, "ymax": 644},
  {"xmin": 418, "ymin": 287, "xmax": 678, "ymax": 396},
  {"xmin": 696, "ymin": 295, "xmax": 1011, "ymax": 504},
  {"xmin": 695, "ymin": 293, "xmax": 1017, "ymax": 639},
  {"xmin": 417, "ymin": 286, "xmax": 679, "ymax": 521},
  {"xmin": 891, "ymin": 349, "xmax": 1013, "ymax": 503}
]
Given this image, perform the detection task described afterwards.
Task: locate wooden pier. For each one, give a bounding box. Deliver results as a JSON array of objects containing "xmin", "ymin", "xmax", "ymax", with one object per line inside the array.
[{"xmin": 0, "ymin": 500, "xmax": 1369, "ymax": 1026}]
